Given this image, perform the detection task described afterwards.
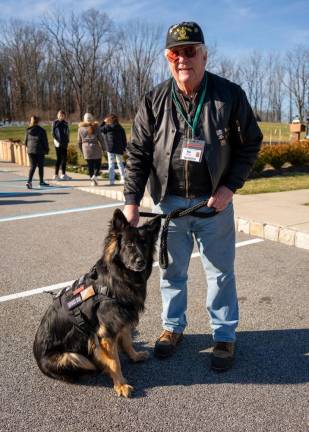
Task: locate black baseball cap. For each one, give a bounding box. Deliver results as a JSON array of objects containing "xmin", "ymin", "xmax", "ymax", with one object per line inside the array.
[{"xmin": 166, "ymin": 22, "xmax": 205, "ymax": 49}]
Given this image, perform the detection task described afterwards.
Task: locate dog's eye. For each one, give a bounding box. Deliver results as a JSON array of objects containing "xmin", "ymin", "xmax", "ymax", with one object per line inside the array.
[{"xmin": 127, "ymin": 242, "xmax": 135, "ymax": 248}]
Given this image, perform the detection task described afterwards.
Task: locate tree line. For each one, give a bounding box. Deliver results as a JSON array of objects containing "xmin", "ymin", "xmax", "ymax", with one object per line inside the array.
[{"xmin": 0, "ymin": 9, "xmax": 308, "ymax": 123}]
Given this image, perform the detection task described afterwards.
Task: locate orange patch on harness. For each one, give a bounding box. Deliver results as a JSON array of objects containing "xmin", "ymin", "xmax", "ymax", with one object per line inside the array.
[
  {"xmin": 80, "ymin": 285, "xmax": 95, "ymax": 301},
  {"xmin": 73, "ymin": 285, "xmax": 85, "ymax": 295}
]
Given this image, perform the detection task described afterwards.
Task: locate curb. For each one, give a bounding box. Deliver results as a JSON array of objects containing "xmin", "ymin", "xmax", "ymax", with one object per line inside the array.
[
  {"xmin": 235, "ymin": 218, "xmax": 309, "ymax": 250},
  {"xmin": 77, "ymin": 186, "xmax": 309, "ymax": 251}
]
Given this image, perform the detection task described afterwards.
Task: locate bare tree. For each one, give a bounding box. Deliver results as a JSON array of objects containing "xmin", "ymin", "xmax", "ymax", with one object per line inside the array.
[
  {"xmin": 115, "ymin": 20, "xmax": 163, "ymax": 118},
  {"xmin": 283, "ymin": 45, "xmax": 309, "ymax": 121},
  {"xmin": 239, "ymin": 51, "xmax": 265, "ymax": 118},
  {"xmin": 42, "ymin": 9, "xmax": 113, "ymax": 119},
  {"xmin": 263, "ymin": 53, "xmax": 285, "ymax": 122}
]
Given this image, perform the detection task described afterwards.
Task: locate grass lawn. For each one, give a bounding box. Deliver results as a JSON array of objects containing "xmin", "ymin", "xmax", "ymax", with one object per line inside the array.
[
  {"xmin": 0, "ymin": 122, "xmax": 132, "ymax": 166},
  {"xmin": 0, "ymin": 123, "xmax": 132, "ymax": 143},
  {"xmin": 0, "ymin": 121, "xmax": 307, "ymax": 144},
  {"xmin": 238, "ymin": 172, "xmax": 309, "ymax": 194},
  {"xmin": 1, "ymin": 122, "xmax": 309, "ymax": 194}
]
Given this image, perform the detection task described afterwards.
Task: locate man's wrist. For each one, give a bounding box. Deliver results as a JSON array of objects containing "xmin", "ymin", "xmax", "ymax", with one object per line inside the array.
[
  {"xmin": 124, "ymin": 193, "xmax": 141, "ymax": 206},
  {"xmin": 223, "ymin": 184, "xmax": 237, "ymax": 194}
]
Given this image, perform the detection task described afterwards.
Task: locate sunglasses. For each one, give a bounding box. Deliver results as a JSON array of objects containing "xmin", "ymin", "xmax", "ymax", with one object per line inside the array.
[{"xmin": 166, "ymin": 45, "xmax": 202, "ymax": 63}]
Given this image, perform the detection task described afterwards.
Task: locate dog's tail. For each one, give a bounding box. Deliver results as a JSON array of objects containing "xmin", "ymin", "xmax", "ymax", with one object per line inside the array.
[{"xmin": 35, "ymin": 352, "xmax": 98, "ymax": 382}]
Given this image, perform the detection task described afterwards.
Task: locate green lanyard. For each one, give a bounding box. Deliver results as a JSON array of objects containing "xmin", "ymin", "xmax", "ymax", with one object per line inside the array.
[{"xmin": 172, "ymin": 74, "xmax": 207, "ymax": 137}]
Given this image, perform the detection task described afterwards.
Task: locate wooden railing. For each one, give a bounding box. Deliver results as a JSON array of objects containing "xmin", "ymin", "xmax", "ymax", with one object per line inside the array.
[{"xmin": 0, "ymin": 140, "xmax": 29, "ymax": 166}]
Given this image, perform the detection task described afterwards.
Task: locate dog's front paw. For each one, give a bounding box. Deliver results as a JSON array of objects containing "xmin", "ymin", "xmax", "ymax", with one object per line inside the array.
[
  {"xmin": 114, "ymin": 383, "xmax": 134, "ymax": 398},
  {"xmin": 133, "ymin": 351, "xmax": 150, "ymax": 362}
]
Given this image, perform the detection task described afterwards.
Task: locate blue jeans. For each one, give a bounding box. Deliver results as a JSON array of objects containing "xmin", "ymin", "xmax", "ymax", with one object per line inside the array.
[
  {"xmin": 107, "ymin": 152, "xmax": 125, "ymax": 183},
  {"xmin": 154, "ymin": 194, "xmax": 238, "ymax": 342}
]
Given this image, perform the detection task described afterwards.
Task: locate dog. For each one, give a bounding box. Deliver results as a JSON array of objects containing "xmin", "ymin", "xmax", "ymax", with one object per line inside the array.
[{"xmin": 33, "ymin": 209, "xmax": 161, "ymax": 397}]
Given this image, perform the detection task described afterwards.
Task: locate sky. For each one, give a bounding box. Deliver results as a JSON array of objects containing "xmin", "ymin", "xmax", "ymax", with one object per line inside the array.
[{"xmin": 0, "ymin": 0, "xmax": 309, "ymax": 58}]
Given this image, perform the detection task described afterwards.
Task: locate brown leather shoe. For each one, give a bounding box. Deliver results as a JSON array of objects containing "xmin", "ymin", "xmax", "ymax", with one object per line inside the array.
[
  {"xmin": 211, "ymin": 341, "xmax": 235, "ymax": 372},
  {"xmin": 154, "ymin": 330, "xmax": 183, "ymax": 359}
]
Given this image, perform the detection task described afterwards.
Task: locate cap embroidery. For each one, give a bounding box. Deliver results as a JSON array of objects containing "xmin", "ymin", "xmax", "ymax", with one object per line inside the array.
[{"xmin": 174, "ymin": 26, "xmax": 193, "ymax": 41}]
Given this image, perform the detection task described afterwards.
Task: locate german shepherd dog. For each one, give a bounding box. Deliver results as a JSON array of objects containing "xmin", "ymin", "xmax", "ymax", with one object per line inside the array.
[{"xmin": 33, "ymin": 209, "xmax": 161, "ymax": 397}]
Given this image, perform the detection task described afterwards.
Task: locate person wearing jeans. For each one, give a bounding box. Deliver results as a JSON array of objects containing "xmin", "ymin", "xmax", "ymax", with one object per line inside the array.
[
  {"xmin": 123, "ymin": 21, "xmax": 262, "ymax": 371},
  {"xmin": 106, "ymin": 152, "xmax": 125, "ymax": 185},
  {"xmin": 154, "ymin": 195, "xmax": 238, "ymax": 342},
  {"xmin": 24, "ymin": 115, "xmax": 49, "ymax": 189}
]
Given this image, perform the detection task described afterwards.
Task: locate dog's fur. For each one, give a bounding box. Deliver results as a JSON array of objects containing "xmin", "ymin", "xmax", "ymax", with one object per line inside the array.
[{"xmin": 33, "ymin": 209, "xmax": 161, "ymax": 397}]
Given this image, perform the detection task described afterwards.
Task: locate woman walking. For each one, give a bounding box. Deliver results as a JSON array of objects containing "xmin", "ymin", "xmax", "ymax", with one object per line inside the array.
[
  {"xmin": 77, "ymin": 113, "xmax": 104, "ymax": 186},
  {"xmin": 101, "ymin": 114, "xmax": 126, "ymax": 185},
  {"xmin": 52, "ymin": 110, "xmax": 71, "ymax": 180},
  {"xmin": 24, "ymin": 115, "xmax": 49, "ymax": 189}
]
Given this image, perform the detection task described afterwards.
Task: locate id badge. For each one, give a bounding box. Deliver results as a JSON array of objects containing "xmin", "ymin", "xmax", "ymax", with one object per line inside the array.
[{"xmin": 181, "ymin": 139, "xmax": 205, "ymax": 163}]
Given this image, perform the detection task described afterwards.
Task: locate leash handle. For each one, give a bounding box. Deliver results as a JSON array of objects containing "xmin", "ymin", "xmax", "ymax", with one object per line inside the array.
[{"xmin": 139, "ymin": 200, "xmax": 218, "ymax": 269}]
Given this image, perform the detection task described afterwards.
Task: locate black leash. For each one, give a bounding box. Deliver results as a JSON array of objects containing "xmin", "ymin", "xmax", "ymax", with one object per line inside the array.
[{"xmin": 140, "ymin": 199, "xmax": 217, "ymax": 269}]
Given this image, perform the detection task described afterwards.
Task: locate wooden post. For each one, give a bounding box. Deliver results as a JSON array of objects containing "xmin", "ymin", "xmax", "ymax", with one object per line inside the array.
[{"xmin": 289, "ymin": 123, "xmax": 305, "ymax": 142}]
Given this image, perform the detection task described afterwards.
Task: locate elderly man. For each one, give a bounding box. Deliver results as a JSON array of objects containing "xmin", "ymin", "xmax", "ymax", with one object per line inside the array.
[{"xmin": 123, "ymin": 22, "xmax": 262, "ymax": 371}]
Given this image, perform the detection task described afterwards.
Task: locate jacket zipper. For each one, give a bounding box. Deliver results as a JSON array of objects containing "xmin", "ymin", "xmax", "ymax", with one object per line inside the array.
[
  {"xmin": 185, "ymin": 124, "xmax": 191, "ymax": 198},
  {"xmin": 236, "ymin": 120, "xmax": 243, "ymax": 144},
  {"xmin": 185, "ymin": 160, "xmax": 189, "ymax": 198}
]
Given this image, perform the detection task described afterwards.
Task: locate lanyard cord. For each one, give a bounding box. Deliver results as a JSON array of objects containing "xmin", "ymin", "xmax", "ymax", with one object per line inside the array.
[{"xmin": 172, "ymin": 74, "xmax": 207, "ymax": 137}]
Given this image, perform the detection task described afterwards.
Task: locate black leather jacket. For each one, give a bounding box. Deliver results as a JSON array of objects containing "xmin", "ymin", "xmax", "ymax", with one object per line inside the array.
[{"xmin": 124, "ymin": 71, "xmax": 263, "ymax": 205}]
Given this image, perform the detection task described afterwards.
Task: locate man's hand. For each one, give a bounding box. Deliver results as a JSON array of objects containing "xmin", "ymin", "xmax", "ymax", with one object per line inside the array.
[
  {"xmin": 207, "ymin": 185, "xmax": 233, "ymax": 212},
  {"xmin": 123, "ymin": 204, "xmax": 139, "ymax": 227}
]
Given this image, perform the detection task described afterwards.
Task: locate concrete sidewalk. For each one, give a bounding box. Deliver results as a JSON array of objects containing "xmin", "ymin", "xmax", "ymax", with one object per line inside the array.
[{"xmin": 1, "ymin": 161, "xmax": 309, "ymax": 250}]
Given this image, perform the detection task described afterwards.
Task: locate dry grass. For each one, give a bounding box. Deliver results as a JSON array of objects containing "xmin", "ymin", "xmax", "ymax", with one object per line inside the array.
[{"xmin": 239, "ymin": 173, "xmax": 309, "ymax": 194}]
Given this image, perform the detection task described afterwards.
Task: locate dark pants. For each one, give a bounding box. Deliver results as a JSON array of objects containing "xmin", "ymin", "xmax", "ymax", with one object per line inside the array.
[
  {"xmin": 55, "ymin": 146, "xmax": 68, "ymax": 175},
  {"xmin": 86, "ymin": 159, "xmax": 101, "ymax": 177},
  {"xmin": 28, "ymin": 154, "xmax": 45, "ymax": 182}
]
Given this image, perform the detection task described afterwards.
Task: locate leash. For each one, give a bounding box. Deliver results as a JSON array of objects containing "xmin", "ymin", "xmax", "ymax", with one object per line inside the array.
[{"xmin": 140, "ymin": 199, "xmax": 217, "ymax": 269}]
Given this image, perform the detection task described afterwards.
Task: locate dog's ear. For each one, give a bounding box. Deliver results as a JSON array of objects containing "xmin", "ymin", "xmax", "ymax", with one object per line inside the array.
[
  {"xmin": 143, "ymin": 215, "xmax": 161, "ymax": 237},
  {"xmin": 111, "ymin": 208, "xmax": 129, "ymax": 232}
]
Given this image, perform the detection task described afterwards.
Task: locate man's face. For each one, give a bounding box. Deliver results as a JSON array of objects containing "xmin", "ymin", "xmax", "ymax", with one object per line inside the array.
[{"xmin": 166, "ymin": 44, "xmax": 207, "ymax": 92}]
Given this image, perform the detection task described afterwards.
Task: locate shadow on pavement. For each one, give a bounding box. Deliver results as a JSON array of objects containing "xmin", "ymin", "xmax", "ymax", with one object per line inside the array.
[
  {"xmin": 0, "ymin": 199, "xmax": 55, "ymax": 205},
  {"xmin": 0, "ymin": 192, "xmax": 69, "ymax": 199},
  {"xmin": 75, "ymin": 329, "xmax": 308, "ymax": 394}
]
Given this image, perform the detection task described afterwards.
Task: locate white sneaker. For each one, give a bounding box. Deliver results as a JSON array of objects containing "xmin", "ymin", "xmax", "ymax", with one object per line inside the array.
[
  {"xmin": 53, "ymin": 175, "xmax": 60, "ymax": 180},
  {"xmin": 91, "ymin": 175, "xmax": 98, "ymax": 186},
  {"xmin": 60, "ymin": 173, "xmax": 72, "ymax": 180}
]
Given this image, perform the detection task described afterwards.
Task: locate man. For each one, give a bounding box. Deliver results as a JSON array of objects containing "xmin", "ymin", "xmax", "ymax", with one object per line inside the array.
[{"xmin": 123, "ymin": 22, "xmax": 263, "ymax": 371}]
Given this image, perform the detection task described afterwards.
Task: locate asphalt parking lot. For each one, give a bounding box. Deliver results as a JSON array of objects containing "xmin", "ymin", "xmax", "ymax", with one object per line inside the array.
[{"xmin": 0, "ymin": 169, "xmax": 308, "ymax": 432}]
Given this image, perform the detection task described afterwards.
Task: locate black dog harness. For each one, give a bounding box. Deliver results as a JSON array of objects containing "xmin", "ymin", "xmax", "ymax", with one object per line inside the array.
[{"xmin": 52, "ymin": 261, "xmax": 115, "ymax": 335}]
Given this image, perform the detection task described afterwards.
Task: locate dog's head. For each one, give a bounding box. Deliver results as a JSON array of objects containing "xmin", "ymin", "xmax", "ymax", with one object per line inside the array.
[{"xmin": 104, "ymin": 209, "xmax": 161, "ymax": 272}]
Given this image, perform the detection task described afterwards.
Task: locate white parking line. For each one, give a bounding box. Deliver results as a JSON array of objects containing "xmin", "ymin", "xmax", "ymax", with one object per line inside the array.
[
  {"xmin": 0, "ymin": 202, "xmax": 124, "ymax": 223},
  {"xmin": 0, "ymin": 238, "xmax": 264, "ymax": 303}
]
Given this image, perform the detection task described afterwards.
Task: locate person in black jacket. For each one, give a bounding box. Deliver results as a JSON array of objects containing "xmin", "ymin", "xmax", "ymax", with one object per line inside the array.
[
  {"xmin": 52, "ymin": 110, "xmax": 71, "ymax": 181},
  {"xmin": 101, "ymin": 114, "xmax": 126, "ymax": 185},
  {"xmin": 25, "ymin": 115, "xmax": 49, "ymax": 189},
  {"xmin": 123, "ymin": 22, "xmax": 263, "ymax": 371}
]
